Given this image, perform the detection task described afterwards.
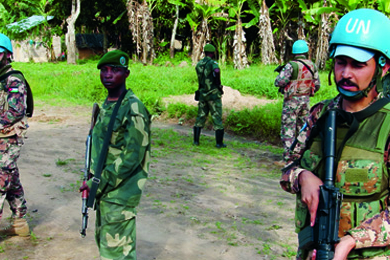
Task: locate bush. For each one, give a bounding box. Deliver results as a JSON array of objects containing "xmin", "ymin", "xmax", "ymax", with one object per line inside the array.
[{"xmin": 225, "ymin": 101, "xmax": 283, "ymax": 144}]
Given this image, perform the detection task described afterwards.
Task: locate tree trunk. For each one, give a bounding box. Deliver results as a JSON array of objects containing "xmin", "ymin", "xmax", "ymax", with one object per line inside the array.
[
  {"xmin": 126, "ymin": 0, "xmax": 141, "ymax": 60},
  {"xmin": 170, "ymin": 5, "xmax": 179, "ymax": 59},
  {"xmin": 258, "ymin": 0, "xmax": 277, "ymax": 65},
  {"xmin": 140, "ymin": 1, "xmax": 155, "ymax": 64},
  {"xmin": 126, "ymin": 0, "xmax": 155, "ymax": 64},
  {"xmin": 315, "ymin": 0, "xmax": 330, "ymax": 70},
  {"xmin": 233, "ymin": 18, "xmax": 249, "ymax": 69},
  {"xmin": 102, "ymin": 26, "xmax": 108, "ymax": 54},
  {"xmin": 65, "ymin": 0, "xmax": 81, "ymax": 65},
  {"xmin": 191, "ymin": 18, "xmax": 209, "ymax": 66},
  {"xmin": 297, "ymin": 15, "xmax": 305, "ymax": 39}
]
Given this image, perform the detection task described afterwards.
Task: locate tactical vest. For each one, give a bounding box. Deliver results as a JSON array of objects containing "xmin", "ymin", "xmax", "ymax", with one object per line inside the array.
[
  {"xmin": 296, "ymin": 101, "xmax": 390, "ymax": 258},
  {"xmin": 284, "ymin": 59, "xmax": 315, "ymax": 99}
]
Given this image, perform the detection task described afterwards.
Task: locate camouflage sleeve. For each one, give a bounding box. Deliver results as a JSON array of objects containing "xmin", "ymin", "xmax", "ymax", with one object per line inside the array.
[
  {"xmin": 0, "ymin": 75, "xmax": 27, "ymax": 129},
  {"xmin": 280, "ymin": 102, "xmax": 326, "ymax": 193},
  {"xmin": 313, "ymin": 65, "xmax": 321, "ymax": 92},
  {"xmin": 348, "ymin": 209, "xmax": 390, "ymax": 249},
  {"xmin": 101, "ymin": 100, "xmax": 150, "ymax": 190},
  {"xmin": 274, "ymin": 63, "xmax": 293, "ymax": 88}
]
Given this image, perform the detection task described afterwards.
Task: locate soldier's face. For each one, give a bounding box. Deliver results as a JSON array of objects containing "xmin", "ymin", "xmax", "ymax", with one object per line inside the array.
[
  {"xmin": 100, "ymin": 65, "xmax": 130, "ymax": 90},
  {"xmin": 334, "ymin": 56, "xmax": 376, "ymax": 92}
]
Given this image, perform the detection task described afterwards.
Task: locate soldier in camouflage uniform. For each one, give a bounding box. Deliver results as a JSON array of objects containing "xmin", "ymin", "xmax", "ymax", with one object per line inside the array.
[
  {"xmin": 193, "ymin": 44, "xmax": 226, "ymax": 148},
  {"xmin": 79, "ymin": 50, "xmax": 151, "ymax": 260},
  {"xmin": 281, "ymin": 9, "xmax": 390, "ymax": 259},
  {"xmin": 274, "ymin": 40, "xmax": 320, "ymax": 165},
  {"xmin": 0, "ymin": 34, "xmax": 29, "ymax": 237}
]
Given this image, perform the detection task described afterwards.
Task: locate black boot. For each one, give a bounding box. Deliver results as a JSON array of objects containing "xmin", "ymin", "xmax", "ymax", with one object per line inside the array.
[
  {"xmin": 215, "ymin": 129, "xmax": 227, "ymax": 148},
  {"xmin": 193, "ymin": 127, "xmax": 201, "ymax": 145}
]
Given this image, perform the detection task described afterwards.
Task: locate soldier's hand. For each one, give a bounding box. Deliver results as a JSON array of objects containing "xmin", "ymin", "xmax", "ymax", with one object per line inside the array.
[
  {"xmin": 333, "ymin": 235, "xmax": 355, "ymax": 260},
  {"xmin": 298, "ymin": 170, "xmax": 323, "ymax": 226},
  {"xmin": 79, "ymin": 182, "xmax": 90, "ymax": 193}
]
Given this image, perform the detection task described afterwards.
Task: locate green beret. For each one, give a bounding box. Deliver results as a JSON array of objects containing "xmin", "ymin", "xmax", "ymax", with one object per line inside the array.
[
  {"xmin": 97, "ymin": 50, "xmax": 130, "ymax": 69},
  {"xmin": 204, "ymin": 44, "xmax": 216, "ymax": 53}
]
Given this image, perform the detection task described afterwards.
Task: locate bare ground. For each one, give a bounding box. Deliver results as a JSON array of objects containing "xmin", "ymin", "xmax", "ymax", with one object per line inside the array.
[{"xmin": 0, "ymin": 89, "xmax": 297, "ymax": 260}]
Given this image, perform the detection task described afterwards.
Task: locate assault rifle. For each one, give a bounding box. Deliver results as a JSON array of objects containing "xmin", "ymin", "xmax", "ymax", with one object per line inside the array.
[
  {"xmin": 298, "ymin": 110, "xmax": 343, "ymax": 259},
  {"xmin": 80, "ymin": 103, "xmax": 100, "ymax": 238}
]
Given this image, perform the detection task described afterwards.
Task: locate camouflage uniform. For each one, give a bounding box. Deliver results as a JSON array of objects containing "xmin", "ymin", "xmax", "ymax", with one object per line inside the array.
[
  {"xmin": 194, "ymin": 56, "xmax": 224, "ymax": 130},
  {"xmin": 0, "ymin": 65, "xmax": 28, "ymax": 220},
  {"xmin": 281, "ymin": 94, "xmax": 390, "ymax": 259},
  {"xmin": 274, "ymin": 56, "xmax": 320, "ymax": 161},
  {"xmin": 90, "ymin": 89, "xmax": 151, "ymax": 260}
]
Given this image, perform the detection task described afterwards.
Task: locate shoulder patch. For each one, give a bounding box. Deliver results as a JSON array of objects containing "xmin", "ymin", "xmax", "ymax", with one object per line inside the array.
[{"xmin": 8, "ymin": 87, "xmax": 19, "ymax": 93}]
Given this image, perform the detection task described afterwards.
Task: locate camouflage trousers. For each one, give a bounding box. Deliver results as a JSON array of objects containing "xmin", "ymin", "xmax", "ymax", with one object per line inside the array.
[
  {"xmin": 281, "ymin": 96, "xmax": 310, "ymax": 161},
  {"xmin": 95, "ymin": 200, "xmax": 137, "ymax": 260},
  {"xmin": 194, "ymin": 98, "xmax": 224, "ymax": 130},
  {"xmin": 0, "ymin": 136, "xmax": 27, "ymax": 220}
]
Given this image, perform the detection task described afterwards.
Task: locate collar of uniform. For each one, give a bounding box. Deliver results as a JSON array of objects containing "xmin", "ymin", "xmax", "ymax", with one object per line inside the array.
[
  {"xmin": 0, "ymin": 65, "xmax": 11, "ymax": 77},
  {"xmin": 294, "ymin": 55, "xmax": 306, "ymax": 59}
]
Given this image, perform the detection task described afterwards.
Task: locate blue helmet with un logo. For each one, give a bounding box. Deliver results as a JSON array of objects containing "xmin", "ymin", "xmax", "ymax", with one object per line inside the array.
[{"xmin": 329, "ymin": 8, "xmax": 390, "ymax": 59}]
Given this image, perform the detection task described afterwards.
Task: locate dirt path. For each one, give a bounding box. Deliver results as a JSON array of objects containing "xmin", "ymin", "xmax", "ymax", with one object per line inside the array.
[{"xmin": 0, "ymin": 100, "xmax": 297, "ymax": 260}]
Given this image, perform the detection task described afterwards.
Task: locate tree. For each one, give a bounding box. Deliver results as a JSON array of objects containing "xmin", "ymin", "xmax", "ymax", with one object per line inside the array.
[
  {"xmin": 1, "ymin": 0, "xmax": 46, "ymax": 36},
  {"xmin": 170, "ymin": 4, "xmax": 180, "ymax": 58},
  {"xmin": 127, "ymin": 0, "xmax": 156, "ymax": 64},
  {"xmin": 187, "ymin": 0, "xmax": 226, "ymax": 65},
  {"xmin": 247, "ymin": 0, "xmax": 278, "ymax": 65},
  {"xmin": 65, "ymin": 0, "xmax": 81, "ymax": 64},
  {"xmin": 227, "ymin": 0, "xmax": 250, "ymax": 69},
  {"xmin": 258, "ymin": 0, "xmax": 277, "ymax": 65}
]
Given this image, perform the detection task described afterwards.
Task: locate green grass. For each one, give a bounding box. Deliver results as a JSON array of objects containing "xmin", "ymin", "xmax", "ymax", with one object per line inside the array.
[{"xmin": 13, "ymin": 56, "xmax": 336, "ymax": 143}]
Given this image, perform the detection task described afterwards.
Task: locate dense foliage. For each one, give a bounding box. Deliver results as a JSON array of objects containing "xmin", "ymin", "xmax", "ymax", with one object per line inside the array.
[{"xmin": 3, "ymin": 0, "xmax": 390, "ymax": 66}]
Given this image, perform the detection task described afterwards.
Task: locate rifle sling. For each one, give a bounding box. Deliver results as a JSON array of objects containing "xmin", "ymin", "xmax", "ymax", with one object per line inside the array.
[
  {"xmin": 87, "ymin": 89, "xmax": 128, "ymax": 208},
  {"xmin": 294, "ymin": 59, "xmax": 314, "ymax": 77}
]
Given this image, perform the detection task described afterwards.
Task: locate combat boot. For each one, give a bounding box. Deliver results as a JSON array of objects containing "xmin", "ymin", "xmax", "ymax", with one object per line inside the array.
[
  {"xmin": 0, "ymin": 218, "xmax": 30, "ymax": 237},
  {"xmin": 215, "ymin": 129, "xmax": 227, "ymax": 148},
  {"xmin": 193, "ymin": 126, "xmax": 201, "ymax": 146}
]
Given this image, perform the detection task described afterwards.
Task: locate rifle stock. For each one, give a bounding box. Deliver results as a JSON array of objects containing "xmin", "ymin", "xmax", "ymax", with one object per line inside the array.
[
  {"xmin": 80, "ymin": 103, "xmax": 100, "ymax": 238},
  {"xmin": 298, "ymin": 110, "xmax": 343, "ymax": 259}
]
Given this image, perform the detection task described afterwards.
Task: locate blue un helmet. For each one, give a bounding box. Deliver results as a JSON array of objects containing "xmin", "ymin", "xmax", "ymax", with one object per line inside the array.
[
  {"xmin": 0, "ymin": 33, "xmax": 12, "ymax": 54},
  {"xmin": 292, "ymin": 40, "xmax": 309, "ymax": 54},
  {"xmin": 329, "ymin": 8, "xmax": 390, "ymax": 100}
]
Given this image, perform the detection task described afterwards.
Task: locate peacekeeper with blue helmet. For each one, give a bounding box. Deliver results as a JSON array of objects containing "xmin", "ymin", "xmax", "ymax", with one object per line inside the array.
[
  {"xmin": 280, "ymin": 9, "xmax": 390, "ymax": 259},
  {"xmin": 274, "ymin": 39, "xmax": 321, "ymax": 167},
  {"xmin": 0, "ymin": 33, "xmax": 30, "ymax": 237}
]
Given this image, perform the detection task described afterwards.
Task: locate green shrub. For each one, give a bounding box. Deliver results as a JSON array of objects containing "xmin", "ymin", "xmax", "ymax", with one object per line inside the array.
[{"xmin": 225, "ymin": 101, "xmax": 283, "ymax": 144}]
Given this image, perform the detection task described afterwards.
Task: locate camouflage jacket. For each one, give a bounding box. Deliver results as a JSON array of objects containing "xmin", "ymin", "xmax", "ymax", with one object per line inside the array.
[
  {"xmin": 90, "ymin": 89, "xmax": 151, "ymax": 207},
  {"xmin": 274, "ymin": 55, "xmax": 321, "ymax": 99},
  {"xmin": 195, "ymin": 56, "xmax": 221, "ymax": 101},
  {"xmin": 0, "ymin": 65, "xmax": 28, "ymax": 138},
  {"xmin": 280, "ymin": 93, "xmax": 390, "ymax": 254}
]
